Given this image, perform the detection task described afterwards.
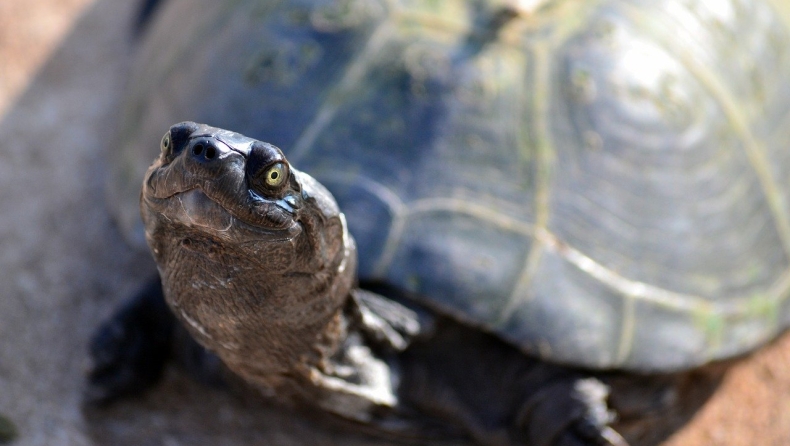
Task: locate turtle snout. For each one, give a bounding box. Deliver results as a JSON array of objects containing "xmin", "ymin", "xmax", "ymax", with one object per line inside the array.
[
  {"xmin": 177, "ymin": 137, "xmax": 241, "ymax": 183},
  {"xmin": 188, "ymin": 139, "xmax": 222, "ymax": 163},
  {"xmin": 175, "ymin": 136, "xmax": 247, "ymax": 196}
]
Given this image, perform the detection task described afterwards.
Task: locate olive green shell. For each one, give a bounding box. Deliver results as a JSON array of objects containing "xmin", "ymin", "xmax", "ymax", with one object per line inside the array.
[{"xmin": 111, "ymin": 0, "xmax": 790, "ymax": 371}]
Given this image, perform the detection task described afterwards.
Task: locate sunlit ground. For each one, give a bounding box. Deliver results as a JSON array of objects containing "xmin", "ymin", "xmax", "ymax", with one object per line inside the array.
[{"xmin": 0, "ymin": 0, "xmax": 95, "ymax": 116}]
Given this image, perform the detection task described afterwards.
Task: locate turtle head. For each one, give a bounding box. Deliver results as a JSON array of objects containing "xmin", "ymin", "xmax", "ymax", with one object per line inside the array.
[{"xmin": 140, "ymin": 122, "xmax": 356, "ymax": 384}]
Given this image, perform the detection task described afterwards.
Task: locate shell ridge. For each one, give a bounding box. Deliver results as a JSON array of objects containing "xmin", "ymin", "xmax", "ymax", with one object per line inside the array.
[
  {"xmin": 536, "ymin": 228, "xmax": 790, "ymax": 316},
  {"xmin": 288, "ymin": 18, "xmax": 396, "ymax": 164},
  {"xmin": 499, "ymin": 41, "xmax": 551, "ymax": 322}
]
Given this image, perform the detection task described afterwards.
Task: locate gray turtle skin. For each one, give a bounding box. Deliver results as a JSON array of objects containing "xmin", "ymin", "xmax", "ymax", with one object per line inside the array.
[
  {"xmin": 142, "ymin": 123, "xmax": 363, "ymax": 407},
  {"xmin": 89, "ymin": 0, "xmax": 790, "ymax": 444}
]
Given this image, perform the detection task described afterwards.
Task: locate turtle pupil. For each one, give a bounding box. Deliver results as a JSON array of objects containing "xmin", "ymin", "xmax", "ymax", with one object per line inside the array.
[{"xmin": 270, "ymin": 172, "xmax": 279, "ymax": 180}]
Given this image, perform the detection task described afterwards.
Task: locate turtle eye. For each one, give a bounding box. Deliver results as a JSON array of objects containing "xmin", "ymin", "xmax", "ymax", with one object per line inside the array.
[
  {"xmin": 262, "ymin": 162, "xmax": 288, "ymax": 188},
  {"xmin": 247, "ymin": 141, "xmax": 289, "ymax": 195},
  {"xmin": 160, "ymin": 132, "xmax": 172, "ymax": 156}
]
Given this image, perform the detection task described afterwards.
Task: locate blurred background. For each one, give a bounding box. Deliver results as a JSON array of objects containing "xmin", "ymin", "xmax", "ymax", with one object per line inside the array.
[{"xmin": 0, "ymin": 0, "xmax": 789, "ymax": 445}]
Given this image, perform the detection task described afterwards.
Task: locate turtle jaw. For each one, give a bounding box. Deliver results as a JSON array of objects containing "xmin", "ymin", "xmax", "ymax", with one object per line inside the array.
[{"xmin": 142, "ymin": 181, "xmax": 301, "ymax": 243}]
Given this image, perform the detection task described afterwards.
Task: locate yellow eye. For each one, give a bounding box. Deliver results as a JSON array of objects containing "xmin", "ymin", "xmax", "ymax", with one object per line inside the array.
[
  {"xmin": 161, "ymin": 132, "xmax": 171, "ymax": 155},
  {"xmin": 264, "ymin": 162, "xmax": 287, "ymax": 187}
]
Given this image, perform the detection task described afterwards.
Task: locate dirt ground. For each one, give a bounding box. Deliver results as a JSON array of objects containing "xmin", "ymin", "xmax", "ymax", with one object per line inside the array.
[{"xmin": 0, "ymin": 0, "xmax": 789, "ymax": 445}]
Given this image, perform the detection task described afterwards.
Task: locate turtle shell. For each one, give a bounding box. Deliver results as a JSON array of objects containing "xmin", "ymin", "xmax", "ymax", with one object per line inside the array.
[{"xmin": 110, "ymin": 0, "xmax": 790, "ymax": 371}]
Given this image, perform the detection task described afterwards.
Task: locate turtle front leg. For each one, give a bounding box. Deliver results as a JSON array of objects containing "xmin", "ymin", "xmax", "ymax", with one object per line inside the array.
[
  {"xmin": 85, "ymin": 277, "xmax": 175, "ymax": 404},
  {"xmin": 307, "ymin": 289, "xmax": 425, "ymax": 421},
  {"xmin": 309, "ymin": 331, "xmax": 400, "ymax": 421},
  {"xmin": 398, "ymin": 322, "xmax": 628, "ymax": 446}
]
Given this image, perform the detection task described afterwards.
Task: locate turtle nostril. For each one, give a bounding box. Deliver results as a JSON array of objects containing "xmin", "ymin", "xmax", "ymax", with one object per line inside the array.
[{"xmin": 191, "ymin": 141, "xmax": 220, "ymax": 161}]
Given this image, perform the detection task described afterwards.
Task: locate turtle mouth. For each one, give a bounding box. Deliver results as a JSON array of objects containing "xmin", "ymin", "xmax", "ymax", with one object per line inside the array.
[
  {"xmin": 146, "ymin": 187, "xmax": 236, "ymax": 233},
  {"xmin": 143, "ymin": 185, "xmax": 301, "ymax": 243}
]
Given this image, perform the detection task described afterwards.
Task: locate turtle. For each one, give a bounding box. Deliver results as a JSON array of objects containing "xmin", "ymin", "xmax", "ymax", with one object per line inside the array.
[{"xmin": 87, "ymin": 0, "xmax": 790, "ymax": 444}]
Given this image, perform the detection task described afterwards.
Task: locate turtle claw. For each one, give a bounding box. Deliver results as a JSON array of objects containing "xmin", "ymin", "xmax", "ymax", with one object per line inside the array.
[
  {"xmin": 517, "ymin": 377, "xmax": 627, "ymax": 446},
  {"xmin": 85, "ymin": 278, "xmax": 174, "ymax": 405},
  {"xmin": 350, "ymin": 289, "xmax": 426, "ymax": 352}
]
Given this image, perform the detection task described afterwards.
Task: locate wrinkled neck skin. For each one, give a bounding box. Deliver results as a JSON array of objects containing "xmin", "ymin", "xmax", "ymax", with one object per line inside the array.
[{"xmin": 141, "ymin": 134, "xmax": 356, "ymax": 395}]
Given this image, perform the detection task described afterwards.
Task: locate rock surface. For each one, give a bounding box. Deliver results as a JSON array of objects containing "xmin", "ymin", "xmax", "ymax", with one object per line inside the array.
[{"xmin": 0, "ymin": 1, "xmax": 788, "ymax": 445}]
